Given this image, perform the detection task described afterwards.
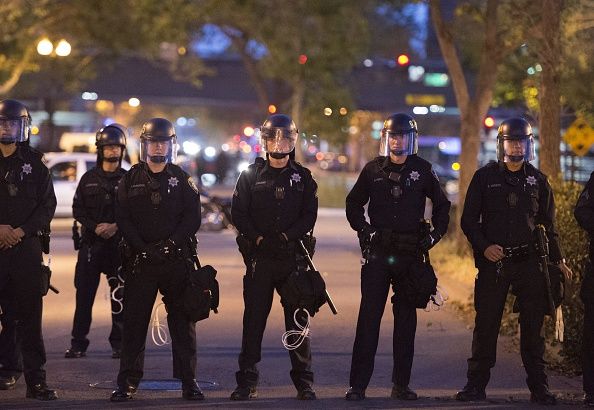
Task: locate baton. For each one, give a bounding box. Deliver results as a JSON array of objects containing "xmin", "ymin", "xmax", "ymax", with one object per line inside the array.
[
  {"xmin": 535, "ymin": 225, "xmax": 556, "ymax": 317},
  {"xmin": 49, "ymin": 284, "xmax": 59, "ymax": 294},
  {"xmin": 298, "ymin": 240, "xmax": 338, "ymax": 315}
]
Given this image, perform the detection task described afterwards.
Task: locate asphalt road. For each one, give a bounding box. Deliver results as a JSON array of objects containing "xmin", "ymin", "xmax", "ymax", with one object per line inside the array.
[{"xmin": 0, "ymin": 211, "xmax": 583, "ymax": 408}]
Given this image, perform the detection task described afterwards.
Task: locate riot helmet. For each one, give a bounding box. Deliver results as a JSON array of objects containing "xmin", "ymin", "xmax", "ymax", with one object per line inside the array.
[
  {"xmin": 96, "ymin": 123, "xmax": 127, "ymax": 164},
  {"xmin": 496, "ymin": 117, "xmax": 535, "ymax": 163},
  {"xmin": 0, "ymin": 99, "xmax": 31, "ymax": 145},
  {"xmin": 139, "ymin": 118, "xmax": 177, "ymax": 164},
  {"xmin": 379, "ymin": 113, "xmax": 418, "ymax": 156},
  {"xmin": 259, "ymin": 114, "xmax": 298, "ymax": 159}
]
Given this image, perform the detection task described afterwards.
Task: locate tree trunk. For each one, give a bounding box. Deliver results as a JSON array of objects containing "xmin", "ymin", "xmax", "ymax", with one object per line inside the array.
[
  {"xmin": 538, "ymin": 0, "xmax": 563, "ymax": 178},
  {"xmin": 455, "ymin": 108, "xmax": 482, "ymax": 245}
]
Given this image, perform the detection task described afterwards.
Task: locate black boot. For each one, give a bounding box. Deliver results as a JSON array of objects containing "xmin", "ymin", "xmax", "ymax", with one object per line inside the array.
[
  {"xmin": 530, "ymin": 387, "xmax": 557, "ymax": 405},
  {"xmin": 345, "ymin": 387, "xmax": 365, "ymax": 401},
  {"xmin": 0, "ymin": 376, "xmax": 16, "ymax": 390},
  {"xmin": 26, "ymin": 383, "xmax": 58, "ymax": 400},
  {"xmin": 585, "ymin": 393, "xmax": 594, "ymax": 407},
  {"xmin": 110, "ymin": 385, "xmax": 137, "ymax": 402},
  {"xmin": 230, "ymin": 386, "xmax": 257, "ymax": 400},
  {"xmin": 297, "ymin": 386, "xmax": 316, "ymax": 400},
  {"xmin": 455, "ymin": 384, "xmax": 486, "ymax": 401},
  {"xmin": 391, "ymin": 384, "xmax": 418, "ymax": 400},
  {"xmin": 182, "ymin": 379, "xmax": 205, "ymax": 400},
  {"xmin": 64, "ymin": 348, "xmax": 85, "ymax": 358}
]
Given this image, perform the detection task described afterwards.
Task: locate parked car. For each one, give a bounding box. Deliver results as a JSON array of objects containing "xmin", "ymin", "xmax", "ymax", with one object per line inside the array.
[{"xmin": 43, "ymin": 152, "xmax": 130, "ymax": 218}]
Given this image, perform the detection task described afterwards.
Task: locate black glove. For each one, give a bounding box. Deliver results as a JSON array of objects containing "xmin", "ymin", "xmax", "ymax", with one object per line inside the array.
[
  {"xmin": 357, "ymin": 224, "xmax": 376, "ymax": 251},
  {"xmin": 419, "ymin": 231, "xmax": 441, "ymax": 252}
]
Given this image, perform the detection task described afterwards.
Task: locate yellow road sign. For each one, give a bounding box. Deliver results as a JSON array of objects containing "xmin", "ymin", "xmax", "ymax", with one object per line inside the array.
[{"xmin": 564, "ymin": 117, "xmax": 594, "ymax": 156}]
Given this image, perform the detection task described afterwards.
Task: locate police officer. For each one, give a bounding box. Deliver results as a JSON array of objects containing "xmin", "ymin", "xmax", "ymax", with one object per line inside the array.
[
  {"xmin": 230, "ymin": 114, "xmax": 318, "ymax": 401},
  {"xmin": 65, "ymin": 124, "xmax": 127, "ymax": 359},
  {"xmin": 0, "ymin": 99, "xmax": 57, "ymax": 400},
  {"xmin": 110, "ymin": 118, "xmax": 202, "ymax": 402},
  {"xmin": 456, "ymin": 117, "xmax": 572, "ymax": 404},
  {"xmin": 574, "ymin": 171, "xmax": 594, "ymax": 406},
  {"xmin": 344, "ymin": 113, "xmax": 450, "ymax": 401}
]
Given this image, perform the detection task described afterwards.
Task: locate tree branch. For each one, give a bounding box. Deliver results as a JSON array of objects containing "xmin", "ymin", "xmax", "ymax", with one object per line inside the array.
[{"xmin": 429, "ymin": 0, "xmax": 470, "ymax": 110}]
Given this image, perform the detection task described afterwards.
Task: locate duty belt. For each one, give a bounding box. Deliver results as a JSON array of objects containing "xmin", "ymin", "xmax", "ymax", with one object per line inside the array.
[
  {"xmin": 377, "ymin": 229, "xmax": 418, "ymax": 254},
  {"xmin": 503, "ymin": 244, "xmax": 532, "ymax": 261}
]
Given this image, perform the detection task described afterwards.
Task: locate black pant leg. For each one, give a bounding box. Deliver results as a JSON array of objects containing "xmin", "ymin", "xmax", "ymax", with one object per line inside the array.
[
  {"xmin": 283, "ymin": 306, "xmax": 313, "ymax": 390},
  {"xmin": 71, "ymin": 243, "xmax": 101, "ymax": 351},
  {"xmin": 236, "ymin": 259, "xmax": 275, "ymax": 388},
  {"xmin": 116, "ymin": 262, "xmax": 159, "ymax": 389},
  {"xmin": 466, "ymin": 264, "xmax": 510, "ymax": 390},
  {"xmin": 102, "ymin": 243, "xmax": 124, "ymax": 351},
  {"xmin": 11, "ymin": 239, "xmax": 47, "ymax": 387},
  {"xmin": 584, "ymin": 302, "xmax": 594, "ymax": 394},
  {"xmin": 160, "ymin": 259, "xmax": 196, "ymax": 382},
  {"xmin": 0, "ymin": 289, "xmax": 22, "ymax": 380},
  {"xmin": 392, "ymin": 298, "xmax": 417, "ymax": 387},
  {"xmin": 349, "ymin": 258, "xmax": 391, "ymax": 390}
]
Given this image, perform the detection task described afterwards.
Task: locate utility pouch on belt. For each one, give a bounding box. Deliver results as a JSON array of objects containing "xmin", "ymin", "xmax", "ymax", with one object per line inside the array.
[
  {"xmin": 182, "ymin": 238, "xmax": 219, "ymax": 322},
  {"xmin": 392, "ymin": 254, "xmax": 437, "ymax": 308},
  {"xmin": 279, "ymin": 269, "xmax": 326, "ymax": 316}
]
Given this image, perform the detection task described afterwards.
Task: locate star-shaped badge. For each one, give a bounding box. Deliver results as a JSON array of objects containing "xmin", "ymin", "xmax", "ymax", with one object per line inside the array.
[
  {"xmin": 291, "ymin": 173, "xmax": 301, "ymax": 183},
  {"xmin": 526, "ymin": 175, "xmax": 537, "ymax": 186},
  {"xmin": 409, "ymin": 170, "xmax": 420, "ymax": 181},
  {"xmin": 168, "ymin": 176, "xmax": 179, "ymax": 187},
  {"xmin": 22, "ymin": 163, "xmax": 32, "ymax": 175}
]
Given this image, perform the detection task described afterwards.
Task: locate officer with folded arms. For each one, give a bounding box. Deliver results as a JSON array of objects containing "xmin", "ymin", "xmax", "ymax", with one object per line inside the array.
[
  {"xmin": 345, "ymin": 113, "xmax": 450, "ymax": 401},
  {"xmin": 65, "ymin": 124, "xmax": 127, "ymax": 360},
  {"xmin": 456, "ymin": 117, "xmax": 572, "ymax": 405},
  {"xmin": 110, "ymin": 118, "xmax": 202, "ymax": 402},
  {"xmin": 0, "ymin": 99, "xmax": 57, "ymax": 400}
]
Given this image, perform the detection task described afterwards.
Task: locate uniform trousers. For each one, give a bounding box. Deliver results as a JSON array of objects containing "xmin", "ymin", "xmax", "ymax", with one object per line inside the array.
[
  {"xmin": 116, "ymin": 257, "xmax": 196, "ymax": 388},
  {"xmin": 0, "ymin": 238, "xmax": 47, "ymax": 386}
]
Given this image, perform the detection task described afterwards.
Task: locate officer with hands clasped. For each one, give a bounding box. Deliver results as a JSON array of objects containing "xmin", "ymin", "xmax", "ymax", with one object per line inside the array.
[
  {"xmin": 456, "ymin": 117, "xmax": 572, "ymax": 405},
  {"xmin": 344, "ymin": 113, "xmax": 451, "ymax": 401},
  {"xmin": 574, "ymin": 171, "xmax": 594, "ymax": 407},
  {"xmin": 230, "ymin": 114, "xmax": 319, "ymax": 401},
  {"xmin": 65, "ymin": 124, "xmax": 127, "ymax": 360},
  {"xmin": 0, "ymin": 99, "xmax": 58, "ymax": 400},
  {"xmin": 110, "ymin": 118, "xmax": 203, "ymax": 402}
]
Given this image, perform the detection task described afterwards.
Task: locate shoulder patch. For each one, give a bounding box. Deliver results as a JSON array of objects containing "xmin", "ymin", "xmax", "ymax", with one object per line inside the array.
[
  {"xmin": 431, "ymin": 169, "xmax": 440, "ymax": 182},
  {"xmin": 187, "ymin": 176, "xmax": 199, "ymax": 194}
]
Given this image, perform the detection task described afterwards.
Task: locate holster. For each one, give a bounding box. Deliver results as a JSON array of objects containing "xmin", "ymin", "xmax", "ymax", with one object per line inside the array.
[
  {"xmin": 40, "ymin": 264, "xmax": 52, "ymax": 296},
  {"xmin": 236, "ymin": 234, "xmax": 254, "ymax": 267}
]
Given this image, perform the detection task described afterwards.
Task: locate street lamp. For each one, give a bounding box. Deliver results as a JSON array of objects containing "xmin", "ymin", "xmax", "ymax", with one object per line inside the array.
[{"xmin": 36, "ymin": 38, "xmax": 72, "ymax": 150}]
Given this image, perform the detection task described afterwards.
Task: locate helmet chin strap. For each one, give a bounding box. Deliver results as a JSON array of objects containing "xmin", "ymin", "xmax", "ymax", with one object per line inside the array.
[
  {"xmin": 104, "ymin": 157, "xmax": 120, "ymax": 163},
  {"xmin": 506, "ymin": 155, "xmax": 525, "ymax": 162},
  {"xmin": 269, "ymin": 152, "xmax": 289, "ymax": 159},
  {"xmin": 149, "ymin": 155, "xmax": 167, "ymax": 163}
]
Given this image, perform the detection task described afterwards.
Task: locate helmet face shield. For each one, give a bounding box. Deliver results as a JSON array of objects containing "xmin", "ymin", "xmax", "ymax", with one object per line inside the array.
[
  {"xmin": 140, "ymin": 137, "xmax": 177, "ymax": 164},
  {"xmin": 498, "ymin": 136, "xmax": 535, "ymax": 162},
  {"xmin": 260, "ymin": 127, "xmax": 297, "ymax": 154},
  {"xmin": 379, "ymin": 130, "xmax": 418, "ymax": 156},
  {"xmin": 0, "ymin": 117, "xmax": 28, "ymax": 144}
]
